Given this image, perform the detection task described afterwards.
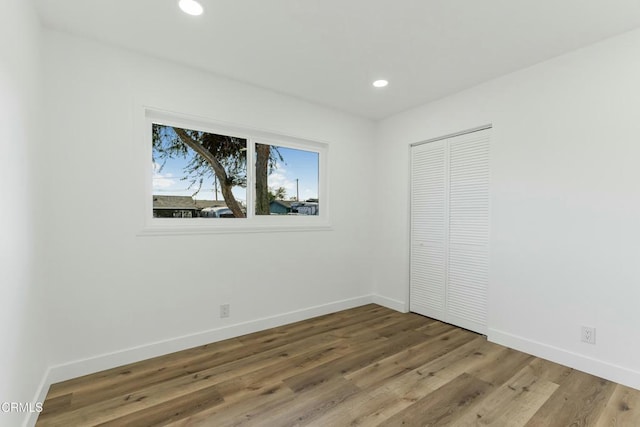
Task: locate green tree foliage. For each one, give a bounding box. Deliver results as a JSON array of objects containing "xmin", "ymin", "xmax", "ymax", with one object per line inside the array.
[{"xmin": 268, "ymin": 186, "xmax": 287, "ymax": 201}]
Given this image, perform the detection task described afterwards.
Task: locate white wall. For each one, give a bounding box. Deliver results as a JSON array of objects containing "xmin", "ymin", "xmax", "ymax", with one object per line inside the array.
[
  {"xmin": 0, "ymin": 1, "xmax": 48, "ymax": 426},
  {"xmin": 40, "ymin": 30, "xmax": 376, "ymax": 378},
  {"xmin": 375, "ymin": 28, "xmax": 640, "ymax": 388}
]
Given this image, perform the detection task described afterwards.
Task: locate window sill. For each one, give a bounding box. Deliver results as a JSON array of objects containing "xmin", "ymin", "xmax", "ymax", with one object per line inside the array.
[{"xmin": 138, "ymin": 218, "xmax": 333, "ymax": 236}]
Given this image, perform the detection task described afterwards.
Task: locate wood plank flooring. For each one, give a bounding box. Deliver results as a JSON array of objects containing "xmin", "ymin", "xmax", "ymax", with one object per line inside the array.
[{"xmin": 36, "ymin": 304, "xmax": 640, "ymax": 426}]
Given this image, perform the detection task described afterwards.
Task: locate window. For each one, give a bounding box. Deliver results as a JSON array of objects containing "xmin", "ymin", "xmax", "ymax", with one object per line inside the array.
[
  {"xmin": 254, "ymin": 143, "xmax": 319, "ymax": 216},
  {"xmin": 142, "ymin": 108, "xmax": 329, "ymax": 234},
  {"xmin": 152, "ymin": 124, "xmax": 248, "ymax": 219}
]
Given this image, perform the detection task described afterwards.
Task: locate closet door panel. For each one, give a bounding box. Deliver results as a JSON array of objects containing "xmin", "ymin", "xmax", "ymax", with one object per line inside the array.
[
  {"xmin": 447, "ymin": 130, "xmax": 490, "ymax": 334},
  {"xmin": 447, "ymin": 247, "xmax": 489, "ymax": 332},
  {"xmin": 411, "ymin": 246, "xmax": 446, "ymax": 320},
  {"xmin": 410, "ymin": 140, "xmax": 447, "ymax": 321}
]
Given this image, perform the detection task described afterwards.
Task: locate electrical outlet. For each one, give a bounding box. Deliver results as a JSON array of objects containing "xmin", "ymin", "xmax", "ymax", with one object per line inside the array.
[
  {"xmin": 581, "ymin": 326, "xmax": 596, "ymax": 344},
  {"xmin": 220, "ymin": 304, "xmax": 230, "ymax": 318}
]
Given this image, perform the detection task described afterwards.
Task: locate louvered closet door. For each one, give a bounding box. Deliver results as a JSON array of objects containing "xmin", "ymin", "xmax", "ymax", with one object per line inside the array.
[
  {"xmin": 446, "ymin": 130, "xmax": 489, "ymax": 334},
  {"xmin": 410, "ymin": 140, "xmax": 447, "ymax": 322},
  {"xmin": 410, "ymin": 128, "xmax": 490, "ymax": 335}
]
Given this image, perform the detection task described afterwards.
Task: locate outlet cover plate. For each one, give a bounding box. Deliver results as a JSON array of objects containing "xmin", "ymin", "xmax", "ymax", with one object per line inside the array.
[
  {"xmin": 581, "ymin": 326, "xmax": 596, "ymax": 344},
  {"xmin": 220, "ymin": 304, "xmax": 230, "ymax": 318}
]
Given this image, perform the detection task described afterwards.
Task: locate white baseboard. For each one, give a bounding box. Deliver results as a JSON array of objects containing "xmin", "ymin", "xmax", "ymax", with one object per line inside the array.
[
  {"xmin": 24, "ymin": 368, "xmax": 52, "ymax": 427},
  {"xmin": 372, "ymin": 294, "xmax": 408, "ymax": 313},
  {"xmin": 489, "ymin": 328, "xmax": 640, "ymax": 391},
  {"xmin": 26, "ymin": 295, "xmax": 374, "ymax": 426}
]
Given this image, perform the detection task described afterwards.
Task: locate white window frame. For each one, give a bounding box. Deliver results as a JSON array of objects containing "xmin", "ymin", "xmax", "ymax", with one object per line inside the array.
[{"xmin": 139, "ymin": 107, "xmax": 330, "ymax": 235}]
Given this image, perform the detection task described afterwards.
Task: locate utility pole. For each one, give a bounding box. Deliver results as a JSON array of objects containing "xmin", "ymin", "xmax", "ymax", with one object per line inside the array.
[{"xmin": 296, "ymin": 178, "xmax": 299, "ymax": 201}]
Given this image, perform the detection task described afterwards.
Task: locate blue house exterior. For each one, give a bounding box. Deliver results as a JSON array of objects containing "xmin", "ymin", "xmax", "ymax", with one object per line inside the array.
[{"xmin": 269, "ymin": 200, "xmax": 292, "ymax": 215}]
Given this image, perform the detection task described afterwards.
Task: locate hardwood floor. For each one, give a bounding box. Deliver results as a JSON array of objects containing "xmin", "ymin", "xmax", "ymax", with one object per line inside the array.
[{"xmin": 37, "ymin": 304, "xmax": 640, "ymax": 426}]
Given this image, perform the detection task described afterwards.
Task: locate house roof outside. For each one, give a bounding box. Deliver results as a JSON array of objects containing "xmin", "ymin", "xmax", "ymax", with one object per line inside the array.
[
  {"xmin": 153, "ymin": 195, "xmax": 196, "ymax": 210},
  {"xmin": 195, "ymin": 199, "xmax": 227, "ymax": 209},
  {"xmin": 269, "ymin": 199, "xmax": 320, "ymax": 215},
  {"xmin": 153, "ymin": 195, "xmax": 226, "ymax": 210},
  {"xmin": 270, "ymin": 200, "xmax": 293, "ymax": 209},
  {"xmin": 153, "ymin": 196, "xmax": 316, "ymax": 212},
  {"xmin": 270, "ymin": 199, "xmax": 319, "ymax": 208}
]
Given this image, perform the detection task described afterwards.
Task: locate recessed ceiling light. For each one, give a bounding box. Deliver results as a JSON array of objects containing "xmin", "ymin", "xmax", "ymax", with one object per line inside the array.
[
  {"xmin": 179, "ymin": 0, "xmax": 204, "ymax": 16},
  {"xmin": 373, "ymin": 79, "xmax": 389, "ymax": 88}
]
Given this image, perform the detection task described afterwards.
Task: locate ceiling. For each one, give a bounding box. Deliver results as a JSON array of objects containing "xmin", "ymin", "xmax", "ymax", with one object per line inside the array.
[{"xmin": 35, "ymin": 0, "xmax": 640, "ymax": 120}]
